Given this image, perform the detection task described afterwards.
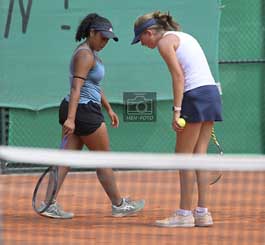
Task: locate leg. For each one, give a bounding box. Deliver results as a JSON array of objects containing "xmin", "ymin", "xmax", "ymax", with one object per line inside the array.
[
  {"xmin": 45, "ymin": 133, "xmax": 83, "ymax": 202},
  {"xmin": 56, "ymin": 133, "xmax": 84, "ymax": 198},
  {"xmin": 193, "ymin": 121, "xmax": 214, "ymax": 227},
  {"xmin": 156, "ymin": 123, "xmax": 202, "ymax": 227},
  {"xmin": 194, "ymin": 122, "xmax": 213, "ymax": 207},
  {"xmin": 80, "ymin": 123, "xmax": 122, "ymax": 206},
  {"xmin": 42, "ymin": 133, "xmax": 83, "ymax": 219},
  {"xmin": 176, "ymin": 123, "xmax": 202, "ymax": 210}
]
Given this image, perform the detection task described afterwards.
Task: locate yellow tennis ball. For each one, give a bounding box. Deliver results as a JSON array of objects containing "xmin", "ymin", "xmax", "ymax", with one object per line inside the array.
[{"xmin": 177, "ymin": 118, "xmax": 186, "ymax": 128}]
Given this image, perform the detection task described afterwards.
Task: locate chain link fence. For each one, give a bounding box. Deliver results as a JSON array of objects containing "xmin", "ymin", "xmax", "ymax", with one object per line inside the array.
[
  {"xmin": 218, "ymin": 0, "xmax": 265, "ymax": 154},
  {"xmin": 1, "ymin": 0, "xmax": 265, "ymax": 173}
]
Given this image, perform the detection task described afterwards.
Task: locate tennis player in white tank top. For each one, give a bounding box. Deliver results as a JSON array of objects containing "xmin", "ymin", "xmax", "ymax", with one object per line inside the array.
[
  {"xmin": 132, "ymin": 11, "xmax": 222, "ymax": 227},
  {"xmin": 163, "ymin": 31, "xmax": 216, "ymax": 92}
]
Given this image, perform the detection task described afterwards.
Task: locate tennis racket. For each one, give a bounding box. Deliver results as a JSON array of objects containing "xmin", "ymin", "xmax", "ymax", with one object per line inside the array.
[
  {"xmin": 209, "ymin": 127, "xmax": 223, "ymax": 185},
  {"xmin": 32, "ymin": 136, "xmax": 67, "ymax": 214}
]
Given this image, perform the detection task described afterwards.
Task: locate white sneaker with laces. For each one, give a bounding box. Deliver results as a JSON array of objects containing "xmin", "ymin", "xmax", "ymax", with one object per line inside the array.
[
  {"xmin": 156, "ymin": 212, "xmax": 195, "ymax": 227},
  {"xmin": 112, "ymin": 197, "xmax": 145, "ymax": 217},
  {"xmin": 194, "ymin": 212, "xmax": 213, "ymax": 227},
  {"xmin": 40, "ymin": 202, "xmax": 74, "ymax": 219}
]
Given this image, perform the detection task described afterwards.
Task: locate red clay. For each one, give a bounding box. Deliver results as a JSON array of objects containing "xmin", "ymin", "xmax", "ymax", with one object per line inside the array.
[{"xmin": 1, "ymin": 171, "xmax": 265, "ymax": 244}]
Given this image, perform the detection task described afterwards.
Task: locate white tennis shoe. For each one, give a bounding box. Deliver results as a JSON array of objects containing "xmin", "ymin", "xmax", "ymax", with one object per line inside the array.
[
  {"xmin": 156, "ymin": 212, "xmax": 195, "ymax": 227},
  {"xmin": 112, "ymin": 197, "xmax": 145, "ymax": 217},
  {"xmin": 40, "ymin": 202, "xmax": 74, "ymax": 219}
]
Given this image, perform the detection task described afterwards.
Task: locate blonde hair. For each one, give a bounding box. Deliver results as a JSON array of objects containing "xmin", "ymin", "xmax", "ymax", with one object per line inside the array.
[{"xmin": 133, "ymin": 11, "xmax": 180, "ymax": 32}]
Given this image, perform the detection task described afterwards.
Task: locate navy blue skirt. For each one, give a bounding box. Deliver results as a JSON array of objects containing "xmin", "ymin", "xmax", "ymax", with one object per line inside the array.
[{"xmin": 180, "ymin": 85, "xmax": 223, "ymax": 123}]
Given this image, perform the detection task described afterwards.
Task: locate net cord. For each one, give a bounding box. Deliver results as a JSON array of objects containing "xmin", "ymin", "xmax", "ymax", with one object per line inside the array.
[{"xmin": 0, "ymin": 146, "xmax": 264, "ymax": 171}]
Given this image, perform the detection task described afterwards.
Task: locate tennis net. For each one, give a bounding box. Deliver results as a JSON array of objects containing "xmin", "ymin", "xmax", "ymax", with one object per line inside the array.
[{"xmin": 0, "ymin": 146, "xmax": 265, "ymax": 245}]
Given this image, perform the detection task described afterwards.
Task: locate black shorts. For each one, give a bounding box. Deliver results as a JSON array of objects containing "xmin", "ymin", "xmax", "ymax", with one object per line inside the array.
[{"xmin": 59, "ymin": 99, "xmax": 105, "ymax": 136}]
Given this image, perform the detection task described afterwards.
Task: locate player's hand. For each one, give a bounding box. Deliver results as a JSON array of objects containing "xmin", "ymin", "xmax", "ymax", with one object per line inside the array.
[
  {"xmin": 108, "ymin": 109, "xmax": 119, "ymax": 128},
  {"xmin": 63, "ymin": 119, "xmax": 75, "ymax": 136},
  {"xmin": 172, "ymin": 112, "xmax": 184, "ymax": 132}
]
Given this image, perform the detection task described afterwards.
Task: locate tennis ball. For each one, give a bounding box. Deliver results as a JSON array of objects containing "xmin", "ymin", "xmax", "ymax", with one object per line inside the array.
[{"xmin": 177, "ymin": 118, "xmax": 186, "ymax": 128}]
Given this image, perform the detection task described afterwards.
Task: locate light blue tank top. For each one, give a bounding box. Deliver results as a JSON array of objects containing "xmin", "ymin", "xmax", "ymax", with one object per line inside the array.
[{"xmin": 65, "ymin": 45, "xmax": 105, "ymax": 104}]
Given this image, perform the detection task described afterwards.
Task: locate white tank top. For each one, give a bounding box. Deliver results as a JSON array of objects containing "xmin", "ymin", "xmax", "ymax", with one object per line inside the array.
[{"xmin": 163, "ymin": 31, "xmax": 215, "ymax": 92}]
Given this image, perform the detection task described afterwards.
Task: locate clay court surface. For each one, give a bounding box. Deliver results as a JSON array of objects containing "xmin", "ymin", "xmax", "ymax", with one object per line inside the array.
[{"xmin": 1, "ymin": 171, "xmax": 265, "ymax": 244}]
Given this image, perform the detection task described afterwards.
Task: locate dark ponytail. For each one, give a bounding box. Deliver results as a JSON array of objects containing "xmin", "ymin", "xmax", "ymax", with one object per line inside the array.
[{"xmin": 75, "ymin": 13, "xmax": 99, "ymax": 42}]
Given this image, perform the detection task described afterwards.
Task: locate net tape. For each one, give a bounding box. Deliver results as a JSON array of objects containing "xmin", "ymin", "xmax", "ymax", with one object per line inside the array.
[{"xmin": 0, "ymin": 146, "xmax": 265, "ymax": 171}]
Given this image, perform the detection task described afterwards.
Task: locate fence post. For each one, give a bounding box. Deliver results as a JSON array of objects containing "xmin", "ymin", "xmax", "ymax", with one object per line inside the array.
[{"xmin": 0, "ymin": 108, "xmax": 9, "ymax": 173}]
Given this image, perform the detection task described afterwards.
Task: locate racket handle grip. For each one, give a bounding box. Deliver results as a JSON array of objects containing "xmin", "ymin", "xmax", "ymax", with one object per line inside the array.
[{"xmin": 60, "ymin": 136, "xmax": 68, "ymax": 149}]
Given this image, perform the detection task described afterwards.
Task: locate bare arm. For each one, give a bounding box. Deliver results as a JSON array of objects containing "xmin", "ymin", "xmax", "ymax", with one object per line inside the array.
[
  {"xmin": 63, "ymin": 50, "xmax": 94, "ymax": 136},
  {"xmin": 157, "ymin": 35, "xmax": 185, "ymax": 131},
  {"xmin": 101, "ymin": 90, "xmax": 112, "ymax": 112}
]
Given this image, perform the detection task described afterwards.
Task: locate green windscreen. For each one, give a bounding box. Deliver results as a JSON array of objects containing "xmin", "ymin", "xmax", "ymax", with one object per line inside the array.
[{"xmin": 0, "ymin": 0, "xmax": 220, "ymax": 110}]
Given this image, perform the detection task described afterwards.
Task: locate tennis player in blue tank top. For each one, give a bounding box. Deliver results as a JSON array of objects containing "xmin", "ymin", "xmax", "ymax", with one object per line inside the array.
[{"xmin": 40, "ymin": 13, "xmax": 145, "ymax": 219}]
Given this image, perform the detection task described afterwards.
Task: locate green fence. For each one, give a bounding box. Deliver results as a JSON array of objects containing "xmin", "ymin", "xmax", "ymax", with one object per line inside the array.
[
  {"xmin": 218, "ymin": 0, "xmax": 265, "ymax": 153},
  {"xmin": 1, "ymin": 0, "xmax": 265, "ymax": 173}
]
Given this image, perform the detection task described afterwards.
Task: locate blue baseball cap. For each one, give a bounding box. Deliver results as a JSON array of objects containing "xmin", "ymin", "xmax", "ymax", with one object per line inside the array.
[
  {"xmin": 131, "ymin": 18, "xmax": 157, "ymax": 45},
  {"xmin": 90, "ymin": 22, "xmax": 119, "ymax": 42}
]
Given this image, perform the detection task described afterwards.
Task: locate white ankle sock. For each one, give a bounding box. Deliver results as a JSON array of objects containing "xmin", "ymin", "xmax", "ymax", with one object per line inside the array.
[
  {"xmin": 195, "ymin": 207, "xmax": 208, "ymax": 215},
  {"xmin": 177, "ymin": 209, "xmax": 192, "ymax": 216}
]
